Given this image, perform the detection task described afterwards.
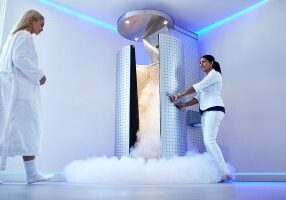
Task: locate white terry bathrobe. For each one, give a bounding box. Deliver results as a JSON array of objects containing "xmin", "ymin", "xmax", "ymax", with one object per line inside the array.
[{"xmin": 0, "ymin": 30, "xmax": 44, "ymax": 168}]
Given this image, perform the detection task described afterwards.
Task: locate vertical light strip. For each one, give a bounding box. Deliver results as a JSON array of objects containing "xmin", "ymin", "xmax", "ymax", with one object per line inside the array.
[
  {"xmin": 0, "ymin": 0, "xmax": 7, "ymax": 49},
  {"xmin": 39, "ymin": 0, "xmax": 117, "ymax": 32},
  {"xmin": 143, "ymin": 39, "xmax": 159, "ymax": 55},
  {"xmin": 195, "ymin": 0, "xmax": 269, "ymax": 35}
]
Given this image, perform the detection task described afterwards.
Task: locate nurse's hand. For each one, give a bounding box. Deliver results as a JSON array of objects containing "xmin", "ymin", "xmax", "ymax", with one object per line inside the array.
[
  {"xmin": 40, "ymin": 75, "xmax": 46, "ymax": 85},
  {"xmin": 175, "ymin": 101, "xmax": 186, "ymax": 109},
  {"xmin": 168, "ymin": 93, "xmax": 181, "ymax": 102}
]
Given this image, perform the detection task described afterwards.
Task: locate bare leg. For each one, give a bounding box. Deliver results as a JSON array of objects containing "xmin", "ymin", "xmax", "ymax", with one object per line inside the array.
[{"xmin": 23, "ymin": 155, "xmax": 35, "ymax": 161}]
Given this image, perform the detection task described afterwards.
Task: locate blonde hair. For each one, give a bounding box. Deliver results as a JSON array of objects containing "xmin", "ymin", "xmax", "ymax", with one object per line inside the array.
[{"xmin": 12, "ymin": 10, "xmax": 44, "ymax": 34}]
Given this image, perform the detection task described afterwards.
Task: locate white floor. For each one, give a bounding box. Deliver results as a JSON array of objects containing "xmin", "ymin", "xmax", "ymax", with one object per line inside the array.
[{"xmin": 0, "ymin": 182, "xmax": 286, "ymax": 200}]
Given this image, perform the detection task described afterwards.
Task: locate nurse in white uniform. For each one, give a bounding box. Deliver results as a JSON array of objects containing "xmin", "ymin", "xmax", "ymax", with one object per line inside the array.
[
  {"xmin": 169, "ymin": 55, "xmax": 231, "ymax": 182},
  {"xmin": 0, "ymin": 10, "xmax": 53, "ymax": 184}
]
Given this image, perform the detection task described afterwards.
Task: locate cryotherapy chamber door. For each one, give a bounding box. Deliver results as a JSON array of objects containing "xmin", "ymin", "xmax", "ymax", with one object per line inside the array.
[
  {"xmin": 115, "ymin": 45, "xmax": 138, "ymax": 157},
  {"xmin": 115, "ymin": 44, "xmax": 160, "ymax": 158},
  {"xmin": 159, "ymin": 34, "xmax": 187, "ymax": 158}
]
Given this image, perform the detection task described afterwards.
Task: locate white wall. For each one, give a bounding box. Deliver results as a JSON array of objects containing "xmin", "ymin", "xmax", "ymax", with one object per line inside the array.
[
  {"xmin": 1, "ymin": 0, "xmax": 140, "ymax": 174},
  {"xmin": 199, "ymin": 0, "xmax": 286, "ymax": 173}
]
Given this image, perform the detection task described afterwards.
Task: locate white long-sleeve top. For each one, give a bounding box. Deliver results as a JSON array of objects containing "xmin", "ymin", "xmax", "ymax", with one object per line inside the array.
[{"xmin": 193, "ymin": 69, "xmax": 224, "ymax": 110}]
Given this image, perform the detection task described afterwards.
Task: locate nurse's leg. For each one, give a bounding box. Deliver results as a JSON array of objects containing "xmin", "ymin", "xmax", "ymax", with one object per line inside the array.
[{"xmin": 202, "ymin": 112, "xmax": 228, "ymax": 176}]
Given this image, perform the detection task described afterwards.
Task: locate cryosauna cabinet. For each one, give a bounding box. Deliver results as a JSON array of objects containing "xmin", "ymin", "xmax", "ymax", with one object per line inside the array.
[{"xmin": 115, "ymin": 10, "xmax": 204, "ymax": 158}]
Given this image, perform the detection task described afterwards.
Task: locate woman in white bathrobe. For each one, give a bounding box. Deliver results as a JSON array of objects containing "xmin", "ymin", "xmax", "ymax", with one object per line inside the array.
[
  {"xmin": 169, "ymin": 55, "xmax": 231, "ymax": 183},
  {"xmin": 0, "ymin": 10, "xmax": 53, "ymax": 184}
]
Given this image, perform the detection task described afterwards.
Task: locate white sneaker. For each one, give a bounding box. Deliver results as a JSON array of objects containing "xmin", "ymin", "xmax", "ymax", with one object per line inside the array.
[{"xmin": 27, "ymin": 173, "xmax": 54, "ymax": 184}]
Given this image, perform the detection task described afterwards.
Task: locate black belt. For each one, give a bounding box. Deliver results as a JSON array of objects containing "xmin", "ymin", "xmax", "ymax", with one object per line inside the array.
[{"xmin": 199, "ymin": 106, "xmax": 225, "ymax": 115}]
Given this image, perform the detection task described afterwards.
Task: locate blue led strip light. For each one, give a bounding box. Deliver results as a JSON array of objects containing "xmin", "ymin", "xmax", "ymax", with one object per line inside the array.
[
  {"xmin": 236, "ymin": 173, "xmax": 286, "ymax": 176},
  {"xmin": 39, "ymin": 0, "xmax": 268, "ymax": 35},
  {"xmin": 195, "ymin": 0, "xmax": 269, "ymax": 35},
  {"xmin": 39, "ymin": 0, "xmax": 117, "ymax": 32}
]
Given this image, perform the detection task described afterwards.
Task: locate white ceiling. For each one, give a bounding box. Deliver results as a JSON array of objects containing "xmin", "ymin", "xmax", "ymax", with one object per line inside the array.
[{"xmin": 49, "ymin": 0, "xmax": 261, "ymax": 32}]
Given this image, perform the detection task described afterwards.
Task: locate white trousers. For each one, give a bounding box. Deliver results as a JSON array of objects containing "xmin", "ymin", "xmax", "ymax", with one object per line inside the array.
[{"xmin": 201, "ymin": 111, "xmax": 228, "ymax": 176}]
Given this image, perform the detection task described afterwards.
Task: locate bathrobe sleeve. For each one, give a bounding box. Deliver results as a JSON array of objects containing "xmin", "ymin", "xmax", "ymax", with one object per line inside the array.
[{"xmin": 12, "ymin": 32, "xmax": 44, "ymax": 85}]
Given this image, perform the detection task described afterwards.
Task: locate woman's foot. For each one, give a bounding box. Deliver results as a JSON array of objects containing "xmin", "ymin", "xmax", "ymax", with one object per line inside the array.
[
  {"xmin": 27, "ymin": 173, "xmax": 54, "ymax": 184},
  {"xmin": 23, "ymin": 159, "xmax": 54, "ymax": 184}
]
